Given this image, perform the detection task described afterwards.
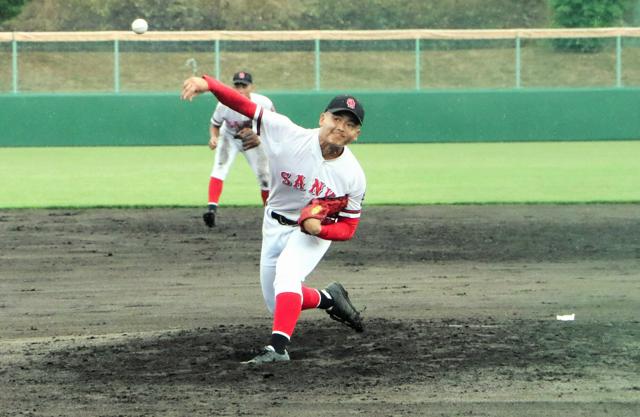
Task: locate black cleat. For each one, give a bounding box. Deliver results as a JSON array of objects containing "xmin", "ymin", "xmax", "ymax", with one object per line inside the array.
[
  {"xmin": 203, "ymin": 210, "xmax": 216, "ymax": 227},
  {"xmin": 325, "ymin": 282, "xmax": 364, "ymax": 332}
]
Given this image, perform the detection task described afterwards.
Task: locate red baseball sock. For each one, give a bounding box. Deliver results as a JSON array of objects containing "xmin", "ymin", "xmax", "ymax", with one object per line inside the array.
[
  {"xmin": 261, "ymin": 189, "xmax": 269, "ymax": 206},
  {"xmin": 272, "ymin": 292, "xmax": 302, "ymax": 339},
  {"xmin": 208, "ymin": 177, "xmax": 223, "ymax": 205},
  {"xmin": 301, "ymin": 285, "xmax": 320, "ymax": 310}
]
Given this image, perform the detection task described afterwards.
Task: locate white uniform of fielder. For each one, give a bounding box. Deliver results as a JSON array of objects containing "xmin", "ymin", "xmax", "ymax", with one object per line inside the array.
[{"xmin": 210, "ymin": 92, "xmax": 274, "ymax": 193}]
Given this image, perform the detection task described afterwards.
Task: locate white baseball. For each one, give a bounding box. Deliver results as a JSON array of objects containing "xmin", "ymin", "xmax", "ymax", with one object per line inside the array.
[{"xmin": 131, "ymin": 18, "xmax": 148, "ymax": 35}]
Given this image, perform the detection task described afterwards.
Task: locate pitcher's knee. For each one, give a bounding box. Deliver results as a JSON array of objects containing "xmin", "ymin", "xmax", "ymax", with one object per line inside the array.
[{"xmin": 273, "ymin": 277, "xmax": 302, "ymax": 298}]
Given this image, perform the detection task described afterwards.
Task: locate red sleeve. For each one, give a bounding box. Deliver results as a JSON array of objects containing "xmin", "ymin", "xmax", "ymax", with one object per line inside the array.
[
  {"xmin": 317, "ymin": 217, "xmax": 360, "ymax": 241},
  {"xmin": 202, "ymin": 75, "xmax": 258, "ymax": 119}
]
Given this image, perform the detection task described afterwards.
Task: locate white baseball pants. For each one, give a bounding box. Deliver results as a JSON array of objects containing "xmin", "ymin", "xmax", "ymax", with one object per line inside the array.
[
  {"xmin": 210, "ymin": 133, "xmax": 270, "ymax": 190},
  {"xmin": 259, "ymin": 208, "xmax": 332, "ymax": 313}
]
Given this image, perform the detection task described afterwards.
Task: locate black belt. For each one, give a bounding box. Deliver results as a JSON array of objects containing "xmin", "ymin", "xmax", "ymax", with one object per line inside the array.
[{"xmin": 271, "ymin": 211, "xmax": 297, "ymax": 226}]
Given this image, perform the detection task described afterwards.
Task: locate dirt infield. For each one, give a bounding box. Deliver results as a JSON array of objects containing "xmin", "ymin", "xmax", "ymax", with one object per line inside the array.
[{"xmin": 1, "ymin": 205, "xmax": 639, "ymax": 417}]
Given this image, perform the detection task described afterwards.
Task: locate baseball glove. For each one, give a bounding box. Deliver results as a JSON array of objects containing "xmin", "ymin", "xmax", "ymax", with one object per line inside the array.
[
  {"xmin": 298, "ymin": 195, "xmax": 349, "ymax": 226},
  {"xmin": 234, "ymin": 127, "xmax": 260, "ymax": 151}
]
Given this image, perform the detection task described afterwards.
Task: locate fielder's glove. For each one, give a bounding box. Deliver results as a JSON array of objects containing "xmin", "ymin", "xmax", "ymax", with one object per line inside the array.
[
  {"xmin": 298, "ymin": 195, "xmax": 349, "ymax": 227},
  {"xmin": 234, "ymin": 127, "xmax": 261, "ymax": 151}
]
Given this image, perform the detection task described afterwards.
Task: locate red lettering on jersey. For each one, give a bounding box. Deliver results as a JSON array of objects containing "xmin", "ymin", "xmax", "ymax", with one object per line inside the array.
[
  {"xmin": 324, "ymin": 189, "xmax": 336, "ymax": 198},
  {"xmin": 309, "ymin": 178, "xmax": 326, "ymax": 196},
  {"xmin": 293, "ymin": 175, "xmax": 306, "ymax": 191},
  {"xmin": 281, "ymin": 171, "xmax": 292, "ymax": 186}
]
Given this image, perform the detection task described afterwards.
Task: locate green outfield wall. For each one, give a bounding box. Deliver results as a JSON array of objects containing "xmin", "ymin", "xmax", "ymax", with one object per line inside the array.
[{"xmin": 1, "ymin": 89, "xmax": 638, "ymax": 146}]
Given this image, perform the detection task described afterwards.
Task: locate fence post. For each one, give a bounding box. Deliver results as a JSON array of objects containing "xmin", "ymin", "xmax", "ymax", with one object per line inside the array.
[
  {"xmin": 114, "ymin": 39, "xmax": 120, "ymax": 93},
  {"xmin": 314, "ymin": 38, "xmax": 321, "ymax": 91},
  {"xmin": 616, "ymin": 35, "xmax": 622, "ymax": 88},
  {"xmin": 515, "ymin": 35, "xmax": 521, "ymax": 89},
  {"xmin": 215, "ymin": 39, "xmax": 220, "ymax": 79},
  {"xmin": 11, "ymin": 33, "xmax": 18, "ymax": 94},
  {"xmin": 415, "ymin": 38, "xmax": 421, "ymax": 90}
]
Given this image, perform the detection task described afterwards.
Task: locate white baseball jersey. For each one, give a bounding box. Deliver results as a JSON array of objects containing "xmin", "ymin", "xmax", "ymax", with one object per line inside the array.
[
  {"xmin": 209, "ymin": 92, "xmax": 274, "ymax": 188},
  {"xmin": 252, "ymin": 110, "xmax": 366, "ymax": 220},
  {"xmin": 211, "ymin": 92, "xmax": 275, "ymax": 137}
]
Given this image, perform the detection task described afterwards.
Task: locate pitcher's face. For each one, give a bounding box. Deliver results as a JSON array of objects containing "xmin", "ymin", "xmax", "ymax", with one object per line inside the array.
[{"xmin": 318, "ymin": 111, "xmax": 361, "ymax": 147}]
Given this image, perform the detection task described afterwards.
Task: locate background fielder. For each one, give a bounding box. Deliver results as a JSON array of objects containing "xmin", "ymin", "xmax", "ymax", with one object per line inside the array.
[
  {"xmin": 182, "ymin": 74, "xmax": 366, "ymax": 365},
  {"xmin": 204, "ymin": 71, "xmax": 275, "ymax": 227}
]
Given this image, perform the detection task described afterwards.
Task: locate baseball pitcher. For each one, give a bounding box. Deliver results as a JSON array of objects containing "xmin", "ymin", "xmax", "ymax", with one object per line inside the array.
[{"xmin": 182, "ymin": 74, "xmax": 366, "ymax": 365}]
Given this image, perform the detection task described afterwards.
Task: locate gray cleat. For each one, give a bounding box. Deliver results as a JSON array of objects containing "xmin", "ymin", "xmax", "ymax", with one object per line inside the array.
[
  {"xmin": 325, "ymin": 282, "xmax": 364, "ymax": 332},
  {"xmin": 242, "ymin": 345, "xmax": 290, "ymax": 365}
]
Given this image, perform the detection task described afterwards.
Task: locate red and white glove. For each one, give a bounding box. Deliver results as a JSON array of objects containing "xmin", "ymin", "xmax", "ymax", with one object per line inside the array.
[{"xmin": 298, "ymin": 195, "xmax": 349, "ymax": 226}]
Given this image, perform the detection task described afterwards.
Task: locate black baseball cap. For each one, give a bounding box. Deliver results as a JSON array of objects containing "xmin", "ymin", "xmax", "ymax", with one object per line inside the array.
[
  {"xmin": 232, "ymin": 71, "xmax": 253, "ymax": 85},
  {"xmin": 325, "ymin": 94, "xmax": 365, "ymax": 125}
]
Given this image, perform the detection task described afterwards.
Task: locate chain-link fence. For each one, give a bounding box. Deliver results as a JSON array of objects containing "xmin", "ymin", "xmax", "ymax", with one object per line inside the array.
[{"xmin": 1, "ymin": 28, "xmax": 639, "ymax": 93}]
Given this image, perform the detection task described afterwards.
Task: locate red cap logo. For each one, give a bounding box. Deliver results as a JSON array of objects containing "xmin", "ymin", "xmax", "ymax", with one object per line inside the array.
[
  {"xmin": 239, "ymin": 72, "xmax": 246, "ymax": 79},
  {"xmin": 346, "ymin": 98, "xmax": 356, "ymax": 109}
]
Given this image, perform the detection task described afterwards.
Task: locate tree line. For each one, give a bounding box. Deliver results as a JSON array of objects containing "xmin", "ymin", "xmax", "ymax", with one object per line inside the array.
[{"xmin": 1, "ymin": 0, "xmax": 637, "ymax": 31}]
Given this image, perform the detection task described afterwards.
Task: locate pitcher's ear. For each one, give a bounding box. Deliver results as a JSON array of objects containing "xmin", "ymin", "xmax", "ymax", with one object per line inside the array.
[{"xmin": 319, "ymin": 111, "xmax": 327, "ymax": 126}]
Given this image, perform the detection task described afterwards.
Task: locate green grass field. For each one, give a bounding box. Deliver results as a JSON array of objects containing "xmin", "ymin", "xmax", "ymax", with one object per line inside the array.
[{"xmin": 1, "ymin": 141, "xmax": 639, "ymax": 208}]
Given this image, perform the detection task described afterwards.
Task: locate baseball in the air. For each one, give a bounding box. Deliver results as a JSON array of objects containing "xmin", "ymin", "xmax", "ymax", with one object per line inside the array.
[{"xmin": 131, "ymin": 18, "xmax": 148, "ymax": 35}]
